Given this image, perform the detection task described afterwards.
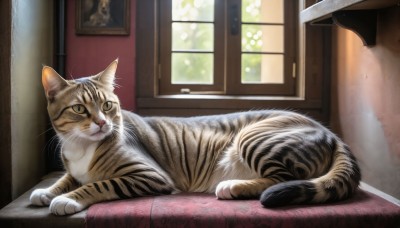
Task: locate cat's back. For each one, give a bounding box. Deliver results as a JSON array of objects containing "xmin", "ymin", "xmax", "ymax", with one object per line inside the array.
[
  {"xmin": 120, "ymin": 109, "xmax": 281, "ymax": 157},
  {"xmin": 121, "ymin": 109, "xmax": 313, "ymax": 135}
]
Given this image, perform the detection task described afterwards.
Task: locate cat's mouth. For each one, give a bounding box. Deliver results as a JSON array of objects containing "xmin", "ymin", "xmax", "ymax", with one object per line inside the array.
[
  {"xmin": 92, "ymin": 131, "xmax": 103, "ymax": 136},
  {"xmin": 87, "ymin": 130, "xmax": 109, "ymax": 141},
  {"xmin": 91, "ymin": 129, "xmax": 106, "ymax": 137},
  {"xmin": 83, "ymin": 124, "xmax": 112, "ymax": 141},
  {"xmin": 88, "ymin": 127, "xmax": 106, "ymax": 137}
]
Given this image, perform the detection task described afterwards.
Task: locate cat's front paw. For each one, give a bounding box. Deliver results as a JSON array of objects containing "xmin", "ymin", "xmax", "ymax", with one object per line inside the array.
[
  {"xmin": 49, "ymin": 195, "xmax": 84, "ymax": 216},
  {"xmin": 30, "ymin": 188, "xmax": 56, "ymax": 206},
  {"xmin": 215, "ymin": 180, "xmax": 242, "ymax": 199}
]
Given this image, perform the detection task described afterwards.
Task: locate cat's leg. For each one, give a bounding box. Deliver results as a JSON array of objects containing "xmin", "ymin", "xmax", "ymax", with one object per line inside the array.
[
  {"xmin": 216, "ymin": 118, "xmax": 296, "ymax": 200},
  {"xmin": 30, "ymin": 173, "xmax": 79, "ymax": 206},
  {"xmin": 216, "ymin": 178, "xmax": 277, "ymax": 199},
  {"xmin": 215, "ymin": 147, "xmax": 292, "ymax": 199},
  {"xmin": 49, "ymin": 174, "xmax": 174, "ymax": 215}
]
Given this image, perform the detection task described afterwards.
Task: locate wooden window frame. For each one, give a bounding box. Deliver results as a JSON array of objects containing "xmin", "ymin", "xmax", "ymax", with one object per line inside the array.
[
  {"xmin": 159, "ymin": 0, "xmax": 225, "ymax": 94},
  {"xmin": 227, "ymin": 0, "xmax": 297, "ymax": 96},
  {"xmin": 159, "ymin": 0, "xmax": 297, "ymax": 96},
  {"xmin": 136, "ymin": 0, "xmax": 331, "ymax": 122}
]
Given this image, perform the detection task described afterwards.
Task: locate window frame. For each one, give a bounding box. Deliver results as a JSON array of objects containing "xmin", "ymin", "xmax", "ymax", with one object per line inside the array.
[
  {"xmin": 136, "ymin": 0, "xmax": 331, "ymax": 122},
  {"xmin": 159, "ymin": 0, "xmax": 297, "ymax": 96},
  {"xmin": 159, "ymin": 0, "xmax": 225, "ymax": 94},
  {"xmin": 226, "ymin": 0, "xmax": 297, "ymax": 95}
]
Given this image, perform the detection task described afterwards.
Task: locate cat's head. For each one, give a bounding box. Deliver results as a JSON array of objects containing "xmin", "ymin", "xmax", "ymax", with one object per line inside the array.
[{"xmin": 42, "ymin": 59, "xmax": 122, "ymax": 142}]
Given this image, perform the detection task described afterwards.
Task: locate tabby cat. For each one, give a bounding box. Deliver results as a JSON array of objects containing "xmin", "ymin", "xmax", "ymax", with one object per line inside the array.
[{"xmin": 30, "ymin": 60, "xmax": 361, "ymax": 215}]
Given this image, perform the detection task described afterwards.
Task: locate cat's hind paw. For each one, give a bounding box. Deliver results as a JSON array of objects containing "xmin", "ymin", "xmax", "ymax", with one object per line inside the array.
[
  {"xmin": 215, "ymin": 180, "xmax": 242, "ymax": 199},
  {"xmin": 30, "ymin": 188, "xmax": 56, "ymax": 206},
  {"xmin": 50, "ymin": 195, "xmax": 84, "ymax": 216}
]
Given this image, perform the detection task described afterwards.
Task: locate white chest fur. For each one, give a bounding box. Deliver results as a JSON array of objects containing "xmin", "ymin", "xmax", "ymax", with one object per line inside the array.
[{"xmin": 62, "ymin": 142, "xmax": 98, "ymax": 184}]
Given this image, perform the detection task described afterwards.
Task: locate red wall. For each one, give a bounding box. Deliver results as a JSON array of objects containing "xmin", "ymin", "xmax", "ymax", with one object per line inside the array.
[{"xmin": 66, "ymin": 0, "xmax": 136, "ymax": 111}]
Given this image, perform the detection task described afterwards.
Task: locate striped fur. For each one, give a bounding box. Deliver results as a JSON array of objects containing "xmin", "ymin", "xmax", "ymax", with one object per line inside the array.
[{"xmin": 30, "ymin": 60, "xmax": 361, "ymax": 215}]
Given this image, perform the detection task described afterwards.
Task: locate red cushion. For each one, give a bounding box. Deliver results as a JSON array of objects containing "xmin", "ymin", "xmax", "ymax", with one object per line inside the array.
[{"xmin": 86, "ymin": 190, "xmax": 400, "ymax": 228}]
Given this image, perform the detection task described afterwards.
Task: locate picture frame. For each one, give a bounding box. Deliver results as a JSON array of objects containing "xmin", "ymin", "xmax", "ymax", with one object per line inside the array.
[{"xmin": 76, "ymin": 0, "xmax": 130, "ymax": 35}]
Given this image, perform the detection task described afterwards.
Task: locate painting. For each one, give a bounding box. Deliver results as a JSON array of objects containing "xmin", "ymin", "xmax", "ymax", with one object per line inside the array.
[{"xmin": 76, "ymin": 0, "xmax": 130, "ymax": 35}]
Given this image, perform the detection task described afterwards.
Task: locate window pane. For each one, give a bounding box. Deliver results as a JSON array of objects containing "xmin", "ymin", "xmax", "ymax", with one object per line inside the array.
[
  {"xmin": 242, "ymin": 0, "xmax": 283, "ymax": 23},
  {"xmin": 172, "ymin": 53, "xmax": 213, "ymax": 84},
  {"xmin": 172, "ymin": 0, "xmax": 214, "ymax": 21},
  {"xmin": 172, "ymin": 23, "xmax": 214, "ymax": 51},
  {"xmin": 242, "ymin": 25, "xmax": 284, "ymax": 53},
  {"xmin": 242, "ymin": 54, "xmax": 284, "ymax": 84}
]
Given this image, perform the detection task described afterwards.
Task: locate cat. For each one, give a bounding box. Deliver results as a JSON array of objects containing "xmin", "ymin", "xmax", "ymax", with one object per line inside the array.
[{"xmin": 30, "ymin": 59, "xmax": 361, "ymax": 215}]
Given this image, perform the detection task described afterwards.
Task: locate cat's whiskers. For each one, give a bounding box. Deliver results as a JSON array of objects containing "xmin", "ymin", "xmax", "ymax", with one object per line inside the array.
[
  {"xmin": 39, "ymin": 132, "xmax": 63, "ymax": 170},
  {"xmin": 117, "ymin": 123, "xmax": 139, "ymax": 145},
  {"xmin": 37, "ymin": 126, "xmax": 57, "ymax": 138}
]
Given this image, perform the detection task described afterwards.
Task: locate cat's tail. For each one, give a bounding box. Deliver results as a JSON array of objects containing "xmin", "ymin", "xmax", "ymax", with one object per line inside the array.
[{"xmin": 260, "ymin": 143, "xmax": 361, "ymax": 207}]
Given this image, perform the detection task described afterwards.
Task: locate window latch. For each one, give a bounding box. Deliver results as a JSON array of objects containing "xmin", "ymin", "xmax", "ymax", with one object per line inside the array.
[
  {"xmin": 230, "ymin": 4, "xmax": 239, "ymax": 35},
  {"xmin": 180, "ymin": 88, "xmax": 191, "ymax": 94},
  {"xmin": 292, "ymin": 62, "xmax": 296, "ymax": 78}
]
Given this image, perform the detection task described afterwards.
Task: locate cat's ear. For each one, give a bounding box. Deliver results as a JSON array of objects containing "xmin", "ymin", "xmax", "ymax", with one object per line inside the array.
[
  {"xmin": 42, "ymin": 66, "xmax": 68, "ymax": 101},
  {"xmin": 95, "ymin": 59, "xmax": 118, "ymax": 91}
]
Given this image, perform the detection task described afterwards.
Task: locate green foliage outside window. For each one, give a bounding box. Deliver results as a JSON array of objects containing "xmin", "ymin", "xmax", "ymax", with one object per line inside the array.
[{"xmin": 171, "ymin": 0, "xmax": 279, "ymax": 84}]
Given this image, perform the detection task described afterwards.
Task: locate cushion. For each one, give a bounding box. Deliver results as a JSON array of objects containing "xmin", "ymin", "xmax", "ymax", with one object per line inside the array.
[
  {"xmin": 86, "ymin": 190, "xmax": 400, "ymax": 228},
  {"xmin": 1, "ymin": 173, "xmax": 399, "ymax": 228}
]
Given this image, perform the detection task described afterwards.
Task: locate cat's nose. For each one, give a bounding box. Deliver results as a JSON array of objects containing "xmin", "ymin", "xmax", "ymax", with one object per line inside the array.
[{"xmin": 96, "ymin": 119, "xmax": 106, "ymax": 128}]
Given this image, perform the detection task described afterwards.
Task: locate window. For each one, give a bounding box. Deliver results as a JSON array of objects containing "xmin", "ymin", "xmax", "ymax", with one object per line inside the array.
[
  {"xmin": 159, "ymin": 0, "xmax": 297, "ymax": 95},
  {"xmin": 136, "ymin": 0, "xmax": 331, "ymax": 121}
]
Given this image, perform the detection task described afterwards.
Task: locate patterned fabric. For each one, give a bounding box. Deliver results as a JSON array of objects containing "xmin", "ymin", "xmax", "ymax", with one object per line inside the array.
[{"xmin": 86, "ymin": 190, "xmax": 400, "ymax": 228}]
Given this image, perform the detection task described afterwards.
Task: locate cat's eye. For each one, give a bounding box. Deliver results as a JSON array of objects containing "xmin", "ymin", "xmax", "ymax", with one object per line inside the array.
[
  {"xmin": 102, "ymin": 101, "xmax": 113, "ymax": 111},
  {"xmin": 71, "ymin": 104, "xmax": 86, "ymax": 114}
]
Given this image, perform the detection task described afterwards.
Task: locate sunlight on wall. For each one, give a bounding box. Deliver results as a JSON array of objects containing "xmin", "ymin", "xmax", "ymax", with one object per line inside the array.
[
  {"xmin": 10, "ymin": 0, "xmax": 53, "ymax": 198},
  {"xmin": 331, "ymin": 7, "xmax": 400, "ymax": 198}
]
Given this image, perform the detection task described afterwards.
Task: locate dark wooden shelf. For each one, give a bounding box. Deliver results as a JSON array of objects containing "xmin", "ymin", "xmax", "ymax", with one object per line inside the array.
[{"xmin": 300, "ymin": 0, "xmax": 398, "ymax": 46}]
